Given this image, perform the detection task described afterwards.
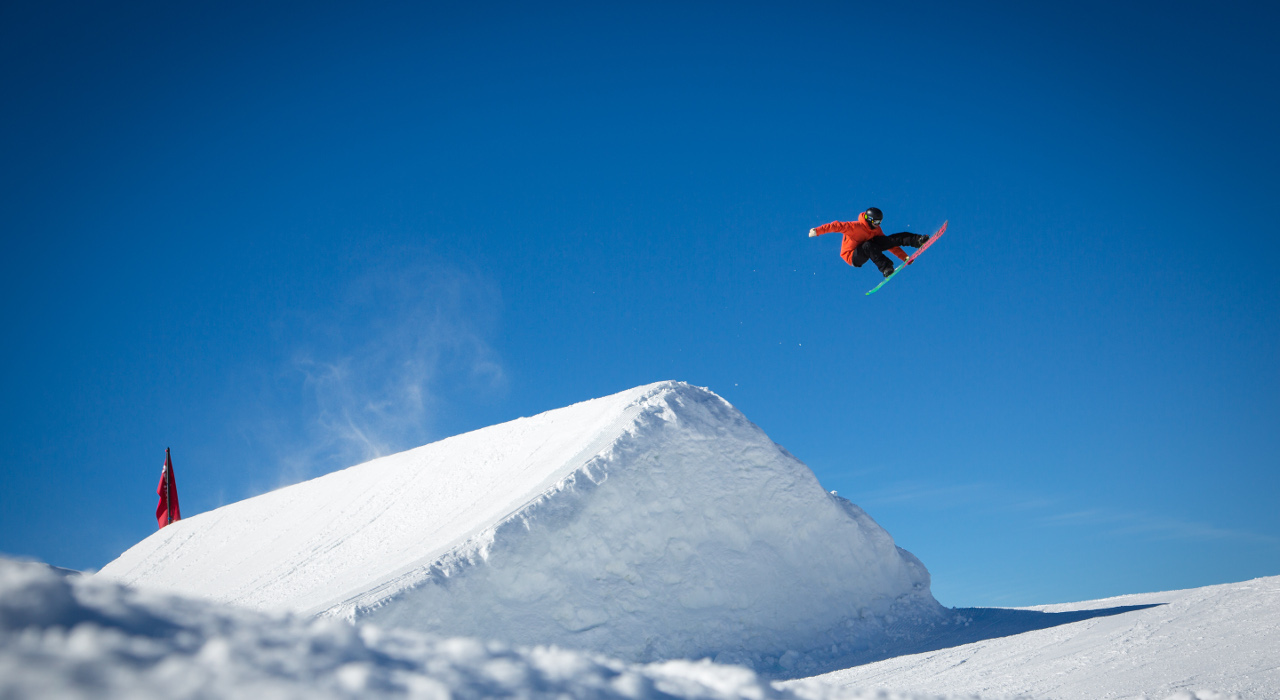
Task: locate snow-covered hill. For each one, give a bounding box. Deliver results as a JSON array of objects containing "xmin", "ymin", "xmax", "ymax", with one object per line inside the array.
[
  {"xmin": 0, "ymin": 557, "xmax": 927, "ymax": 700},
  {"xmin": 4, "ymin": 557, "xmax": 1273, "ymax": 699},
  {"xmin": 788, "ymin": 575, "xmax": 1280, "ymax": 700},
  {"xmin": 98, "ymin": 381, "xmax": 940, "ymax": 670}
]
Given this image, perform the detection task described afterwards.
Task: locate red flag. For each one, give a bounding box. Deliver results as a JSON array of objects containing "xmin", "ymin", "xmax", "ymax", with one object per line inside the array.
[{"xmin": 156, "ymin": 447, "xmax": 181, "ymax": 529}]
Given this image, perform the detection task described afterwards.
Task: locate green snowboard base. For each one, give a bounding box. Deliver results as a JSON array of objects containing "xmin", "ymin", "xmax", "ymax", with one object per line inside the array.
[{"xmin": 866, "ymin": 220, "xmax": 949, "ymax": 296}]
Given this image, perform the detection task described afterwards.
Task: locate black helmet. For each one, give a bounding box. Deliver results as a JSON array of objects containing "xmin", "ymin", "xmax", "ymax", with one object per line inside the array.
[{"xmin": 865, "ymin": 207, "xmax": 883, "ymax": 224}]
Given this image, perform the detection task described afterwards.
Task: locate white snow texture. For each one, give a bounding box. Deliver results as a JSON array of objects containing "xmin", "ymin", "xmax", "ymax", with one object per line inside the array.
[
  {"xmin": 98, "ymin": 381, "xmax": 939, "ymax": 670},
  {"xmin": 0, "ymin": 557, "xmax": 930, "ymax": 700},
  {"xmin": 3, "ymin": 557, "xmax": 1270, "ymax": 700},
  {"xmin": 789, "ymin": 576, "xmax": 1280, "ymax": 700}
]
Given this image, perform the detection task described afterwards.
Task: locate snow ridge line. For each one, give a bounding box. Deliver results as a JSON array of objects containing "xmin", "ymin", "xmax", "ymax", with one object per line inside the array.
[{"xmin": 311, "ymin": 383, "xmax": 689, "ymax": 620}]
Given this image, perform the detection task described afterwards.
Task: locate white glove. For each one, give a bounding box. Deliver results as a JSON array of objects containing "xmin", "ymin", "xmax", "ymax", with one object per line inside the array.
[{"xmin": 808, "ymin": 228, "xmax": 817, "ymax": 237}]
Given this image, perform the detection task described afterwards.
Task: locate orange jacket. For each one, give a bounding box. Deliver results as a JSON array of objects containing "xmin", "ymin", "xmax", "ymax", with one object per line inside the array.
[{"xmin": 812, "ymin": 212, "xmax": 908, "ymax": 266}]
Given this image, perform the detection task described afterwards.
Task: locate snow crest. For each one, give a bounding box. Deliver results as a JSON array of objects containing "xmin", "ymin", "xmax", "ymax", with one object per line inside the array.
[{"xmin": 99, "ymin": 382, "xmax": 941, "ymax": 671}]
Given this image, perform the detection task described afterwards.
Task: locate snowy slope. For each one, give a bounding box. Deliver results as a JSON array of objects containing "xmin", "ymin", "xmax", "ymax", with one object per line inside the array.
[
  {"xmin": 4, "ymin": 557, "xmax": 1268, "ymax": 699},
  {"xmin": 788, "ymin": 575, "xmax": 1280, "ymax": 700},
  {"xmin": 0, "ymin": 557, "xmax": 937, "ymax": 700},
  {"xmin": 98, "ymin": 381, "xmax": 939, "ymax": 669}
]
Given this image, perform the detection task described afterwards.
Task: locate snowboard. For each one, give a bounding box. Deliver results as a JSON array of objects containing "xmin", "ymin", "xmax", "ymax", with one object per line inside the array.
[{"xmin": 865, "ymin": 220, "xmax": 949, "ymax": 296}]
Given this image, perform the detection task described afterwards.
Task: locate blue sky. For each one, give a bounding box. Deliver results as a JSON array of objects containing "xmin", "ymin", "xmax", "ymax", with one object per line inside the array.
[{"xmin": 2, "ymin": 0, "xmax": 1277, "ymax": 607}]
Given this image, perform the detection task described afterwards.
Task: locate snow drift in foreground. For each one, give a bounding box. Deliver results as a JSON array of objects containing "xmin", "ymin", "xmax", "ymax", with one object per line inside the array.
[
  {"xmin": 99, "ymin": 382, "xmax": 939, "ymax": 671},
  {"xmin": 0, "ymin": 557, "xmax": 939, "ymax": 700},
  {"xmin": 788, "ymin": 575, "xmax": 1280, "ymax": 700},
  {"xmin": 3, "ymin": 557, "xmax": 1260, "ymax": 700}
]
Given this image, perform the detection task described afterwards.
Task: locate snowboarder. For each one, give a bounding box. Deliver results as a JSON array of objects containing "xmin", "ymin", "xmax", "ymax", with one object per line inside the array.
[{"xmin": 809, "ymin": 207, "xmax": 931, "ymax": 278}]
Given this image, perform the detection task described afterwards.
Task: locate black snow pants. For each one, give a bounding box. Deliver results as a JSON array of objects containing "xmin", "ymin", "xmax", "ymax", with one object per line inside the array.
[{"xmin": 850, "ymin": 232, "xmax": 930, "ymax": 275}]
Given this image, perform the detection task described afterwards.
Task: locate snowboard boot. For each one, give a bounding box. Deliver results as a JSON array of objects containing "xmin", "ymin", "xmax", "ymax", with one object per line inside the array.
[
  {"xmin": 877, "ymin": 262, "xmax": 896, "ymax": 278},
  {"xmin": 913, "ymin": 233, "xmax": 931, "ymax": 247}
]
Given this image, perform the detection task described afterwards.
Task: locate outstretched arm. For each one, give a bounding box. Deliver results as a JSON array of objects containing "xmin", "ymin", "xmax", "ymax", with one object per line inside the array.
[{"xmin": 809, "ymin": 221, "xmax": 850, "ymax": 238}]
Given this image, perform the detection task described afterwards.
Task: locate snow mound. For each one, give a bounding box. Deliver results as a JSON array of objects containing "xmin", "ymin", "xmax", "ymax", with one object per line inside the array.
[
  {"xmin": 0, "ymin": 557, "xmax": 949, "ymax": 700},
  {"xmin": 99, "ymin": 381, "xmax": 940, "ymax": 670}
]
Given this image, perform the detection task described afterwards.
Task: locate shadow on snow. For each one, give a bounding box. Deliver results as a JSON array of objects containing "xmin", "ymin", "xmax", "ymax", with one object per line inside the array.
[{"xmin": 770, "ymin": 603, "xmax": 1164, "ymax": 680}]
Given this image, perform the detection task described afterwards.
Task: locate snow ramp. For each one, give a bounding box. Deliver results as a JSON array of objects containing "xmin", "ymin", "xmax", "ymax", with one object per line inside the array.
[{"xmin": 99, "ymin": 381, "xmax": 942, "ymax": 669}]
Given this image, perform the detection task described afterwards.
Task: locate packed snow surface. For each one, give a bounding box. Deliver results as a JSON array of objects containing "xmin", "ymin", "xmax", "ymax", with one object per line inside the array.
[
  {"xmin": 0, "ymin": 557, "xmax": 937, "ymax": 700},
  {"xmin": 98, "ymin": 381, "xmax": 939, "ymax": 669},
  {"xmin": 3, "ymin": 557, "xmax": 1271, "ymax": 699},
  {"xmin": 788, "ymin": 576, "xmax": 1280, "ymax": 700}
]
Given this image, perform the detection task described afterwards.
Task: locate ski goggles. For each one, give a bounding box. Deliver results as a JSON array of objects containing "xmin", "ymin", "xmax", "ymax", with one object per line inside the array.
[{"xmin": 864, "ymin": 212, "xmax": 882, "ymax": 225}]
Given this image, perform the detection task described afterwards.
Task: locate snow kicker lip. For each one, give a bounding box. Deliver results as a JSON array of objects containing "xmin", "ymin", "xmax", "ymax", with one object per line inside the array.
[
  {"xmin": 100, "ymin": 381, "xmax": 940, "ymax": 671},
  {"xmin": 308, "ymin": 386, "xmax": 665, "ymax": 619}
]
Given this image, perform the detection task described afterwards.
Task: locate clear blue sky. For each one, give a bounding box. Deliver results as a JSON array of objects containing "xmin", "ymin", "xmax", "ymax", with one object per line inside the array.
[{"xmin": 2, "ymin": 0, "xmax": 1277, "ymax": 608}]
